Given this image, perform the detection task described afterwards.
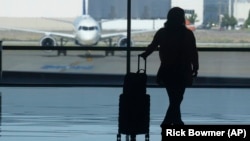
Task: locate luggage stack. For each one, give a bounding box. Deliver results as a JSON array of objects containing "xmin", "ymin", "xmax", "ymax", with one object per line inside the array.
[{"xmin": 117, "ymin": 55, "xmax": 150, "ymax": 141}]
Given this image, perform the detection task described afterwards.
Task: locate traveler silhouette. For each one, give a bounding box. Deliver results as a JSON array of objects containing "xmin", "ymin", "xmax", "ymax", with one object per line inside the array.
[{"xmin": 140, "ymin": 7, "xmax": 199, "ymax": 126}]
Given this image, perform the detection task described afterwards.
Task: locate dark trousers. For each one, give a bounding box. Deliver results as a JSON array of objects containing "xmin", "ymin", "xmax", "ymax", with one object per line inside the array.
[{"xmin": 161, "ymin": 86, "xmax": 185, "ymax": 125}]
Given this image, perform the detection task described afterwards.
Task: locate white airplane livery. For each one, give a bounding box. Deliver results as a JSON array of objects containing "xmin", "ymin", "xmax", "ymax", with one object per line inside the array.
[
  {"xmin": 0, "ymin": 0, "xmax": 153, "ymax": 56},
  {"xmin": 72, "ymin": 15, "xmax": 101, "ymax": 46}
]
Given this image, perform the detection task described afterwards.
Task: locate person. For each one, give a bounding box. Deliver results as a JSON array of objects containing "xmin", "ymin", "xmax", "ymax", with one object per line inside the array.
[{"xmin": 139, "ymin": 7, "xmax": 199, "ymax": 126}]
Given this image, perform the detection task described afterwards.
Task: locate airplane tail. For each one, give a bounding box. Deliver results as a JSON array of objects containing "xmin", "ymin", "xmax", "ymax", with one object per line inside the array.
[{"xmin": 83, "ymin": 0, "xmax": 89, "ymax": 15}]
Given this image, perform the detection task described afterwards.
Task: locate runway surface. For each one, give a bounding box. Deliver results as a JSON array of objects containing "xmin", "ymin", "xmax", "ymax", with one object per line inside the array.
[{"xmin": 2, "ymin": 49, "xmax": 250, "ymax": 78}]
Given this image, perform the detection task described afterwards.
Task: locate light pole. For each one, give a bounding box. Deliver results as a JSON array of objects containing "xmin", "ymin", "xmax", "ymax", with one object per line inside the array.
[{"xmin": 228, "ymin": 0, "xmax": 232, "ymax": 17}]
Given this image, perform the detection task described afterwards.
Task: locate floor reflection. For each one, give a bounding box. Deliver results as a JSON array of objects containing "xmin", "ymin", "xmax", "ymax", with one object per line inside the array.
[{"xmin": 0, "ymin": 87, "xmax": 250, "ymax": 141}]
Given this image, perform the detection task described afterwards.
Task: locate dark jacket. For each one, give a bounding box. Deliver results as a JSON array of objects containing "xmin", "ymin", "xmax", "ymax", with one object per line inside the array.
[{"xmin": 144, "ymin": 24, "xmax": 199, "ymax": 87}]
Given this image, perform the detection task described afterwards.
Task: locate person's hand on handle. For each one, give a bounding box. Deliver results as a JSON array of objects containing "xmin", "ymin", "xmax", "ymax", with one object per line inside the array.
[
  {"xmin": 139, "ymin": 52, "xmax": 147, "ymax": 60},
  {"xmin": 192, "ymin": 70, "xmax": 198, "ymax": 77}
]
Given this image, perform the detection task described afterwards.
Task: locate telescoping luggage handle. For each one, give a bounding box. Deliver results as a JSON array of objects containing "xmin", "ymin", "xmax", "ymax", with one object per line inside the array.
[{"xmin": 138, "ymin": 55, "xmax": 147, "ymax": 73}]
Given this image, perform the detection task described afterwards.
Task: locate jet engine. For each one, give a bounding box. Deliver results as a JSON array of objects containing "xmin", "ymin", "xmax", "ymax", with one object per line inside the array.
[
  {"xmin": 116, "ymin": 36, "xmax": 134, "ymax": 47},
  {"xmin": 40, "ymin": 36, "xmax": 57, "ymax": 46}
]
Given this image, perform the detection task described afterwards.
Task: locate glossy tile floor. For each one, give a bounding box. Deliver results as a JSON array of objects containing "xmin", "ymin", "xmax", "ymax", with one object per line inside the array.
[{"xmin": 0, "ymin": 87, "xmax": 250, "ymax": 141}]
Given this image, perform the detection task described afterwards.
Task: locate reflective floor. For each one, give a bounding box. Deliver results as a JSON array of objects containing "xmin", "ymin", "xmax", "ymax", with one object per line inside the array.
[{"xmin": 0, "ymin": 87, "xmax": 250, "ymax": 141}]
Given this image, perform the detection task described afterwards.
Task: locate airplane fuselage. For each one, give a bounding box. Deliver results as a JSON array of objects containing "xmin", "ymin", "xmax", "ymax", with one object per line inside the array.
[{"xmin": 73, "ymin": 15, "xmax": 101, "ymax": 46}]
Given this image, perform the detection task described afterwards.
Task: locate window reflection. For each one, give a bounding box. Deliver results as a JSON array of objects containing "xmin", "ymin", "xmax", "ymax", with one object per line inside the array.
[{"xmin": 1, "ymin": 0, "xmax": 250, "ymax": 79}]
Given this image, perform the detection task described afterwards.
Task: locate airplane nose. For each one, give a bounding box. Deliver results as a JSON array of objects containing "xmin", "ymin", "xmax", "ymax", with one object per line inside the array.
[{"xmin": 78, "ymin": 31, "xmax": 99, "ymax": 45}]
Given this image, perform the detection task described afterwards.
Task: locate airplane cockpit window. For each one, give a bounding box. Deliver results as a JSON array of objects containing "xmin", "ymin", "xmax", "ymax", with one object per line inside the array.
[
  {"xmin": 78, "ymin": 26, "xmax": 98, "ymax": 31},
  {"xmin": 78, "ymin": 26, "xmax": 88, "ymax": 31},
  {"xmin": 89, "ymin": 26, "xmax": 97, "ymax": 30}
]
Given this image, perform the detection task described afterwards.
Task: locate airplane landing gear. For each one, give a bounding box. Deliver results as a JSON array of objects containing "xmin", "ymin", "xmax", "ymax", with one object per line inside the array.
[
  {"xmin": 57, "ymin": 38, "xmax": 68, "ymax": 56},
  {"xmin": 104, "ymin": 38, "xmax": 115, "ymax": 56},
  {"xmin": 57, "ymin": 50, "xmax": 67, "ymax": 56},
  {"xmin": 105, "ymin": 50, "xmax": 114, "ymax": 56}
]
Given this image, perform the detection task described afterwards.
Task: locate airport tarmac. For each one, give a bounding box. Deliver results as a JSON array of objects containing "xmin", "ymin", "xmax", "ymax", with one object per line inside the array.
[{"xmin": 2, "ymin": 48, "xmax": 250, "ymax": 78}]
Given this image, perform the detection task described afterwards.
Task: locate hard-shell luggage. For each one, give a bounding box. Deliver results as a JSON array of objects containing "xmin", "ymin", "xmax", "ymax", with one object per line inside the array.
[
  {"xmin": 117, "ymin": 55, "xmax": 150, "ymax": 141},
  {"xmin": 117, "ymin": 94, "xmax": 150, "ymax": 141}
]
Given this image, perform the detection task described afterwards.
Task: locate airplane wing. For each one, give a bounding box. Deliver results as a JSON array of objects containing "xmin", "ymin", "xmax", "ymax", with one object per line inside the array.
[
  {"xmin": 0, "ymin": 26, "xmax": 75, "ymax": 39},
  {"xmin": 41, "ymin": 17, "xmax": 73, "ymax": 24},
  {"xmin": 100, "ymin": 29, "xmax": 155, "ymax": 39},
  {"xmin": 100, "ymin": 29, "xmax": 156, "ymax": 47}
]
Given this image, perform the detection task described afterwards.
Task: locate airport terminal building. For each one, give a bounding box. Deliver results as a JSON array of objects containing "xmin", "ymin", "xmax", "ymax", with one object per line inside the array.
[{"xmin": 0, "ymin": 0, "xmax": 249, "ymax": 26}]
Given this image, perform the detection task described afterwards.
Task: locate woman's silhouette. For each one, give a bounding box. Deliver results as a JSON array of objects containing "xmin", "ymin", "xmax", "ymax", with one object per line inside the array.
[{"xmin": 140, "ymin": 7, "xmax": 199, "ymax": 125}]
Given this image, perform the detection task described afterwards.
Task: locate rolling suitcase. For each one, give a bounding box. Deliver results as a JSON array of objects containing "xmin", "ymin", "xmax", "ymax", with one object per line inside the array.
[{"xmin": 117, "ymin": 55, "xmax": 150, "ymax": 141}]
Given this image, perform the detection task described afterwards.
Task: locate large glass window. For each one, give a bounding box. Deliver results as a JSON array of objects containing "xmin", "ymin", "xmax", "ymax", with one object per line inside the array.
[{"xmin": 1, "ymin": 0, "xmax": 250, "ymax": 79}]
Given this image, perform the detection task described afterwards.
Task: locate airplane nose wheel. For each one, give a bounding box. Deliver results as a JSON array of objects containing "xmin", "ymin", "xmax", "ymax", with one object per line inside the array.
[
  {"xmin": 57, "ymin": 50, "xmax": 67, "ymax": 56},
  {"xmin": 105, "ymin": 50, "xmax": 114, "ymax": 56}
]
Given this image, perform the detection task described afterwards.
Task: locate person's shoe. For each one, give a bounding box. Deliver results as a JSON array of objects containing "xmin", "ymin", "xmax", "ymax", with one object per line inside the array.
[
  {"xmin": 160, "ymin": 123, "xmax": 172, "ymax": 128},
  {"xmin": 173, "ymin": 121, "xmax": 184, "ymax": 125},
  {"xmin": 160, "ymin": 120, "xmax": 173, "ymax": 128}
]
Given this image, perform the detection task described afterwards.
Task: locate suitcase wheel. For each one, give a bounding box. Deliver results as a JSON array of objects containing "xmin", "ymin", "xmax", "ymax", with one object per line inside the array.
[
  {"xmin": 130, "ymin": 134, "xmax": 136, "ymax": 141},
  {"xmin": 116, "ymin": 134, "xmax": 149, "ymax": 141},
  {"xmin": 117, "ymin": 134, "xmax": 121, "ymax": 141},
  {"xmin": 145, "ymin": 133, "xmax": 149, "ymax": 141}
]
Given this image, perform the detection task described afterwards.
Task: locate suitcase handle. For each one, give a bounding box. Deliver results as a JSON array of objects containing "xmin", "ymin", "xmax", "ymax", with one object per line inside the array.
[{"xmin": 138, "ymin": 55, "xmax": 146, "ymax": 73}]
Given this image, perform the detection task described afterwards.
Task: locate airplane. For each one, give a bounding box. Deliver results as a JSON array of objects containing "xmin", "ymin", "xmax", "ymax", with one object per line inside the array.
[{"xmin": 0, "ymin": 0, "xmax": 154, "ymax": 56}]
